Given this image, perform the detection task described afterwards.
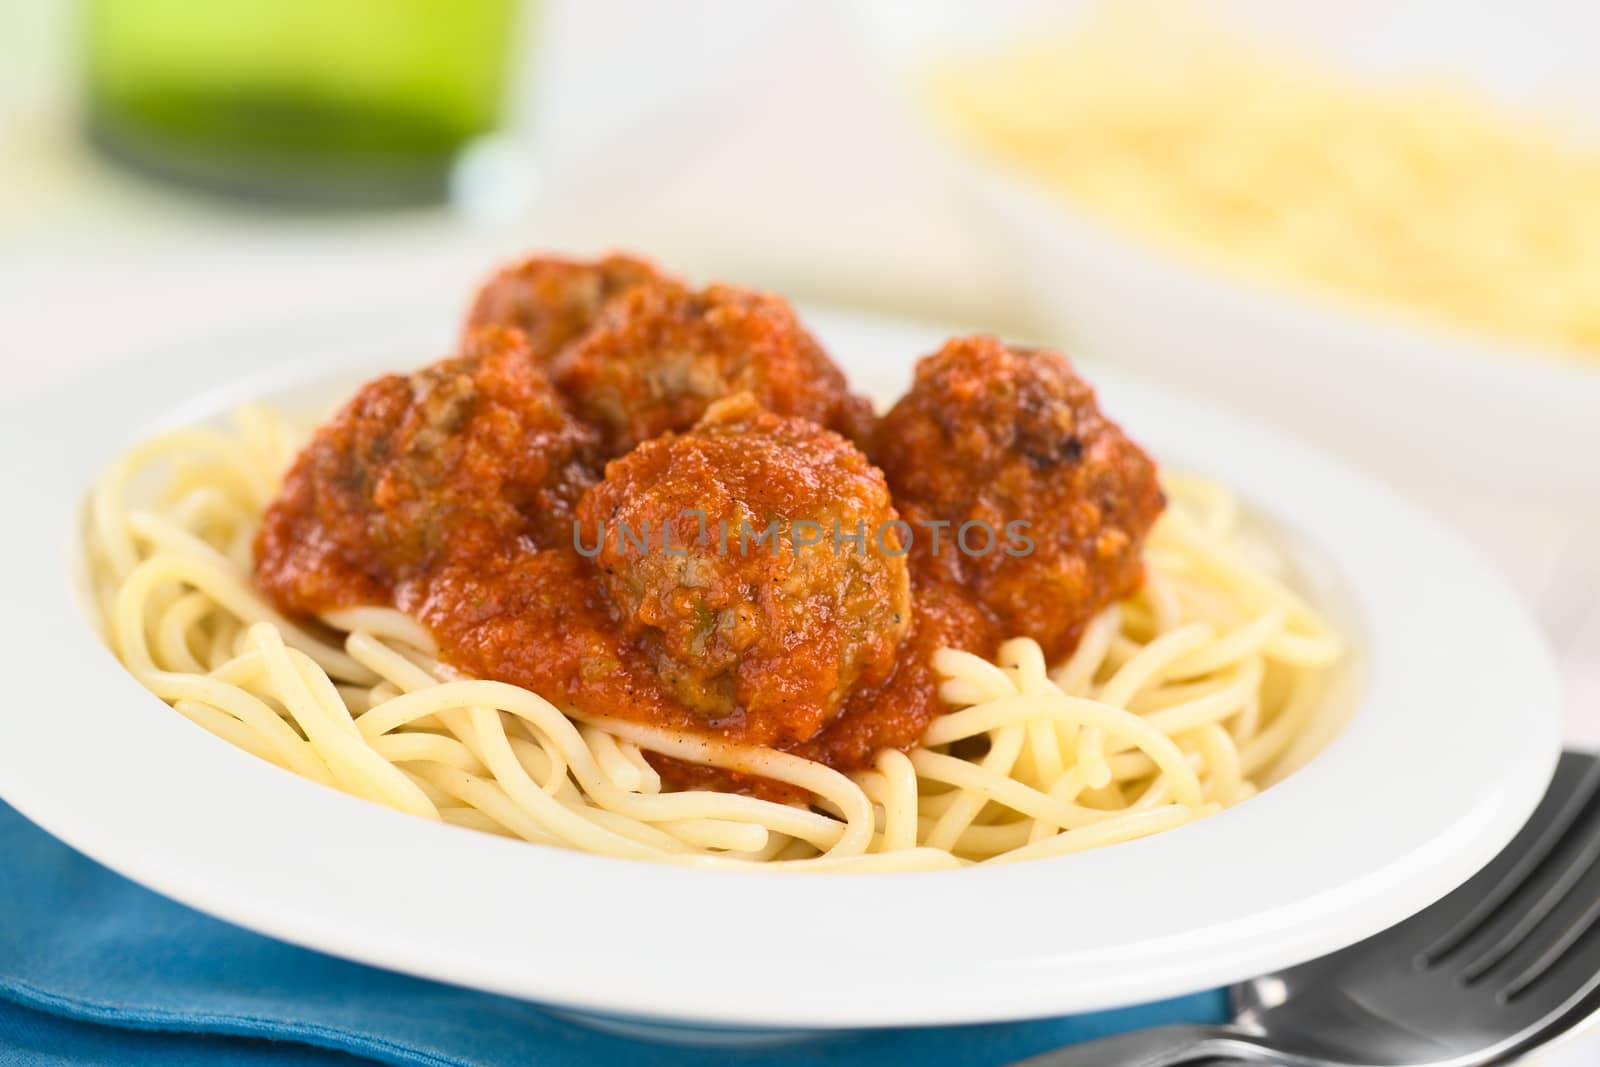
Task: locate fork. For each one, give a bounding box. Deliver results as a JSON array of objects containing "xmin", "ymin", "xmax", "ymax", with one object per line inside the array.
[{"xmin": 1014, "ymin": 750, "xmax": 1600, "ymax": 1067}]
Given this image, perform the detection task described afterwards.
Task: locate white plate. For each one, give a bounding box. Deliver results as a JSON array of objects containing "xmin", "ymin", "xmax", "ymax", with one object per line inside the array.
[{"xmin": 0, "ymin": 302, "xmax": 1562, "ymax": 1030}]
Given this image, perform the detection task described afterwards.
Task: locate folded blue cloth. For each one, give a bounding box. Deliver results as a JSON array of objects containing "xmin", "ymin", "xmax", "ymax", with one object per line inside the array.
[{"xmin": 0, "ymin": 800, "xmax": 1226, "ymax": 1065}]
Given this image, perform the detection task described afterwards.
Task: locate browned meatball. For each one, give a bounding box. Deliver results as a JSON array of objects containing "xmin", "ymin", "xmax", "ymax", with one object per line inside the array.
[
  {"xmin": 255, "ymin": 327, "xmax": 600, "ymax": 613},
  {"xmin": 462, "ymin": 253, "xmax": 667, "ymax": 364},
  {"xmin": 554, "ymin": 281, "xmax": 875, "ymax": 456},
  {"xmin": 874, "ymin": 336, "xmax": 1164, "ymax": 661},
  {"xmin": 576, "ymin": 394, "xmax": 910, "ymax": 746}
]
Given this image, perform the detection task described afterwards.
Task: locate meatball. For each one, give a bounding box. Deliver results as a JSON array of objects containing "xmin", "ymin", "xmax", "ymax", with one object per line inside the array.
[
  {"xmin": 462, "ymin": 253, "xmax": 667, "ymax": 364},
  {"xmin": 874, "ymin": 336, "xmax": 1164, "ymax": 661},
  {"xmin": 576, "ymin": 394, "xmax": 911, "ymax": 747},
  {"xmin": 255, "ymin": 327, "xmax": 600, "ymax": 613},
  {"xmin": 555, "ymin": 281, "xmax": 875, "ymax": 456}
]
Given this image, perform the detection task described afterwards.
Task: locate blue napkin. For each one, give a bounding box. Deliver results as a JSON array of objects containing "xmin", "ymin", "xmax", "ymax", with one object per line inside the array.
[{"xmin": 0, "ymin": 800, "xmax": 1226, "ymax": 1065}]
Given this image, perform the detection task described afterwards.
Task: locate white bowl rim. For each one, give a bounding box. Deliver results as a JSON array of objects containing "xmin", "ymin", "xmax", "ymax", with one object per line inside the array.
[{"xmin": 0, "ymin": 301, "xmax": 1562, "ymax": 1029}]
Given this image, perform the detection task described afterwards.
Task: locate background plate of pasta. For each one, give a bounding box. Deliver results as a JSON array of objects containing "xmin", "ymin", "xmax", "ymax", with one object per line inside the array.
[
  {"xmin": 858, "ymin": 0, "xmax": 1600, "ymax": 531},
  {"xmin": 0, "ymin": 285, "xmax": 1562, "ymax": 1031}
]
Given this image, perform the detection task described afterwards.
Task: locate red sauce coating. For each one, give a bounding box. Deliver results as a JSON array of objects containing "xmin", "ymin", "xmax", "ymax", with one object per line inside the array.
[
  {"xmin": 554, "ymin": 280, "xmax": 875, "ymax": 455},
  {"xmin": 576, "ymin": 394, "xmax": 910, "ymax": 748},
  {"xmin": 874, "ymin": 337, "xmax": 1165, "ymax": 663},
  {"xmin": 253, "ymin": 257, "xmax": 1163, "ymax": 795},
  {"xmin": 462, "ymin": 253, "xmax": 668, "ymax": 366},
  {"xmin": 255, "ymin": 327, "xmax": 599, "ymax": 610}
]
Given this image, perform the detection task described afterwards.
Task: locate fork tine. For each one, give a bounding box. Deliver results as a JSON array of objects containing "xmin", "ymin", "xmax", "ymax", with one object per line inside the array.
[
  {"xmin": 1501, "ymin": 876, "xmax": 1600, "ymax": 1002},
  {"xmin": 1459, "ymin": 786, "xmax": 1600, "ymax": 985},
  {"xmin": 1421, "ymin": 754, "xmax": 1600, "ymax": 967}
]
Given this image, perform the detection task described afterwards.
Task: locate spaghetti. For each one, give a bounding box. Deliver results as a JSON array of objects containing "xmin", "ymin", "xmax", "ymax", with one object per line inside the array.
[
  {"xmin": 84, "ymin": 406, "xmax": 1342, "ymax": 870},
  {"xmin": 929, "ymin": 5, "xmax": 1600, "ymax": 358}
]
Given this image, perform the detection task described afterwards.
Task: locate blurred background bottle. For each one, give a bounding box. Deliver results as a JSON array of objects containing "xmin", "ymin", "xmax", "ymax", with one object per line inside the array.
[{"xmin": 82, "ymin": 0, "xmax": 521, "ymax": 208}]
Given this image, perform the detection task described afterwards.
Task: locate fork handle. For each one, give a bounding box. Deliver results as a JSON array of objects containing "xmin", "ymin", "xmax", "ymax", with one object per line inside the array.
[{"xmin": 1009, "ymin": 1023, "xmax": 1335, "ymax": 1067}]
